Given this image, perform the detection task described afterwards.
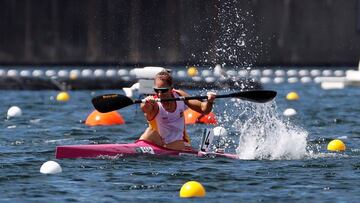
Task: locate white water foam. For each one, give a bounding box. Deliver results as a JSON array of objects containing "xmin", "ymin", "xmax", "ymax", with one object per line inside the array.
[{"xmin": 220, "ymin": 100, "xmax": 308, "ymax": 160}]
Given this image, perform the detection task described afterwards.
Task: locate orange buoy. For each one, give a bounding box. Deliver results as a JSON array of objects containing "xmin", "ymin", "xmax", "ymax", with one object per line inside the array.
[
  {"xmin": 197, "ymin": 112, "xmax": 217, "ymax": 124},
  {"xmin": 184, "ymin": 109, "xmax": 217, "ymax": 125},
  {"xmin": 85, "ymin": 110, "xmax": 125, "ymax": 126}
]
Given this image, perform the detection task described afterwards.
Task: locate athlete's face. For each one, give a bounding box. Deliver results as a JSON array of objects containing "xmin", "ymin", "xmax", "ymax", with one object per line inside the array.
[{"xmin": 154, "ymin": 79, "xmax": 172, "ymax": 97}]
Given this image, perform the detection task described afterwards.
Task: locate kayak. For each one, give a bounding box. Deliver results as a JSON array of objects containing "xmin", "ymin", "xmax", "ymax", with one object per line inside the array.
[{"xmin": 55, "ymin": 140, "xmax": 238, "ymax": 159}]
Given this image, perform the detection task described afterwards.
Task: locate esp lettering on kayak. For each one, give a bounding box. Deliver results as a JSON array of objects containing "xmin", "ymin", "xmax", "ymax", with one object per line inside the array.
[{"xmin": 135, "ymin": 147, "xmax": 155, "ymax": 154}]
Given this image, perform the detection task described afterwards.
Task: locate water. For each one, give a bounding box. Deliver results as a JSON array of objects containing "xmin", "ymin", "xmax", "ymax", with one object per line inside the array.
[{"xmin": 1, "ymin": 82, "xmax": 360, "ymax": 202}]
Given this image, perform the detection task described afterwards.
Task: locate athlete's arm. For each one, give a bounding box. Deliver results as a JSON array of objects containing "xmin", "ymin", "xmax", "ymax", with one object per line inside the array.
[{"xmin": 175, "ymin": 89, "xmax": 215, "ymax": 114}]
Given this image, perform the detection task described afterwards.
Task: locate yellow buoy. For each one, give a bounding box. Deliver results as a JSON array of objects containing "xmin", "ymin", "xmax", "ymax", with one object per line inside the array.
[
  {"xmin": 70, "ymin": 73, "xmax": 78, "ymax": 80},
  {"xmin": 327, "ymin": 139, "xmax": 346, "ymax": 151},
  {"xmin": 187, "ymin": 66, "xmax": 198, "ymax": 77},
  {"xmin": 179, "ymin": 181, "xmax": 206, "ymax": 198},
  {"xmin": 56, "ymin": 91, "xmax": 70, "ymax": 102},
  {"xmin": 286, "ymin": 91, "xmax": 299, "ymax": 101}
]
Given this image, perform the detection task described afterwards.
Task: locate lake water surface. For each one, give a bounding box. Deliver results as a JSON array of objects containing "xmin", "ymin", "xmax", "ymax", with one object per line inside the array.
[{"xmin": 1, "ymin": 80, "xmax": 360, "ymax": 202}]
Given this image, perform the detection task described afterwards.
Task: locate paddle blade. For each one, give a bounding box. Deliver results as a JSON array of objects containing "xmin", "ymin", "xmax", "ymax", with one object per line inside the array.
[
  {"xmin": 91, "ymin": 94, "xmax": 135, "ymax": 113},
  {"xmin": 229, "ymin": 90, "xmax": 277, "ymax": 103}
]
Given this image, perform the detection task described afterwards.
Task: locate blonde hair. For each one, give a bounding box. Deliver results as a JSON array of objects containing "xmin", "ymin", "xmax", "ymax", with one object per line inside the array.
[{"xmin": 155, "ymin": 70, "xmax": 173, "ymax": 86}]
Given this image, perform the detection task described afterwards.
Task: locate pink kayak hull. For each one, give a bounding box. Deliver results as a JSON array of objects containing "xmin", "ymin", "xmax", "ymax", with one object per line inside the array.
[{"xmin": 55, "ymin": 140, "xmax": 238, "ymax": 159}]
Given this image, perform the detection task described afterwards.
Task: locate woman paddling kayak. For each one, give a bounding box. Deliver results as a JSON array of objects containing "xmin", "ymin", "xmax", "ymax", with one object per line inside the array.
[{"xmin": 139, "ymin": 70, "xmax": 216, "ymax": 151}]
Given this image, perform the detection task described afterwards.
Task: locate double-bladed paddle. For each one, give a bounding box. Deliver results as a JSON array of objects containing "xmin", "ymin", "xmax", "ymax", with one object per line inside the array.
[{"xmin": 92, "ymin": 90, "xmax": 277, "ymax": 113}]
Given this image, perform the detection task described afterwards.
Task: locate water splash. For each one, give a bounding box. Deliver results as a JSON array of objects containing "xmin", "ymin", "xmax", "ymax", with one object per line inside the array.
[
  {"xmin": 219, "ymin": 100, "xmax": 308, "ymax": 160},
  {"xmin": 214, "ymin": 0, "xmax": 261, "ymax": 68},
  {"xmin": 189, "ymin": 0, "xmax": 262, "ymax": 71}
]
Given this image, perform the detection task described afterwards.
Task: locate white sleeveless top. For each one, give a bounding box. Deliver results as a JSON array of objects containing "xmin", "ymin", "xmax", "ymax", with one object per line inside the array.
[{"xmin": 148, "ymin": 92, "xmax": 188, "ymax": 144}]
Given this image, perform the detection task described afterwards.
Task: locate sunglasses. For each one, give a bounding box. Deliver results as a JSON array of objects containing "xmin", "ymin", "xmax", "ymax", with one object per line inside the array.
[{"xmin": 153, "ymin": 87, "xmax": 171, "ymax": 93}]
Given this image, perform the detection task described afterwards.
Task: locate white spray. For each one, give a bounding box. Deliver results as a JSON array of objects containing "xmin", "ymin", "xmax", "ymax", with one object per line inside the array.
[
  {"xmin": 209, "ymin": 1, "xmax": 308, "ymax": 159},
  {"xmin": 219, "ymin": 99, "xmax": 308, "ymax": 160}
]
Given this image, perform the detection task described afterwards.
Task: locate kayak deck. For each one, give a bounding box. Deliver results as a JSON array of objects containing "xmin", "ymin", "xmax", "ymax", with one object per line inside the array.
[{"xmin": 55, "ymin": 140, "xmax": 238, "ymax": 159}]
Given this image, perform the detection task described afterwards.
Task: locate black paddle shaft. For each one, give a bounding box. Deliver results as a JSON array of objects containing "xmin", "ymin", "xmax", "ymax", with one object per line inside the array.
[
  {"xmin": 92, "ymin": 90, "xmax": 277, "ymax": 113},
  {"xmin": 139, "ymin": 90, "xmax": 276, "ymax": 103}
]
